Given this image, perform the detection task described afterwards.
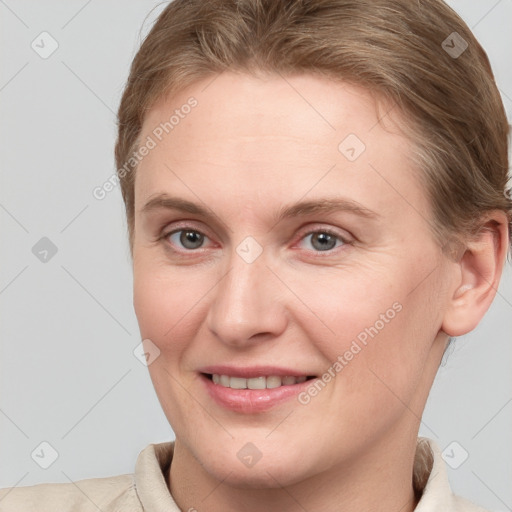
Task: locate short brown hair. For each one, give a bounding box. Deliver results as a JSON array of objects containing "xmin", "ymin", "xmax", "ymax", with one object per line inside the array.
[{"xmin": 115, "ymin": 0, "xmax": 512, "ymax": 256}]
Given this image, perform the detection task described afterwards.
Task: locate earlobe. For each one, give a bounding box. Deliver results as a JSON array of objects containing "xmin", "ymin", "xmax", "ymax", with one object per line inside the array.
[{"xmin": 441, "ymin": 213, "xmax": 509, "ymax": 337}]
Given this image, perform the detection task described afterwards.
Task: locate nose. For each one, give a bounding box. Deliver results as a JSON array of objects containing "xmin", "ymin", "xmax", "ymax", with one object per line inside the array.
[{"xmin": 206, "ymin": 246, "xmax": 288, "ymax": 348}]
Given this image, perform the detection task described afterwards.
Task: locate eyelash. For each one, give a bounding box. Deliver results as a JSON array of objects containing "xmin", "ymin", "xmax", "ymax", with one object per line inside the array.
[{"xmin": 157, "ymin": 223, "xmax": 351, "ymax": 257}]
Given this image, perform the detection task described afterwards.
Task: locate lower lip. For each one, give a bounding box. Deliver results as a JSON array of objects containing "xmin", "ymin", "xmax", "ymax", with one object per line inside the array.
[{"xmin": 200, "ymin": 374, "xmax": 316, "ymax": 413}]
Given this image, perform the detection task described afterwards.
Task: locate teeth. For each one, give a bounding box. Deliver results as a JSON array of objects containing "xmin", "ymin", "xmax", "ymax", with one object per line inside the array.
[
  {"xmin": 247, "ymin": 376, "xmax": 266, "ymax": 389},
  {"xmin": 229, "ymin": 377, "xmax": 247, "ymax": 389},
  {"xmin": 266, "ymin": 376, "xmax": 282, "ymax": 388},
  {"xmin": 211, "ymin": 374, "xmax": 308, "ymax": 389}
]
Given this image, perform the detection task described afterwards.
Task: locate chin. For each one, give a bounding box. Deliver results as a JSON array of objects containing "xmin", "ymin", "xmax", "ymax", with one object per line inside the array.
[
  {"xmin": 193, "ymin": 440, "xmax": 316, "ymax": 489},
  {"xmin": 209, "ymin": 458, "xmax": 308, "ymax": 489}
]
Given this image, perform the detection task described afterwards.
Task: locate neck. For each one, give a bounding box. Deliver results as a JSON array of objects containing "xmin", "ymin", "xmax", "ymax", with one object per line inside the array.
[{"xmin": 168, "ymin": 427, "xmax": 421, "ymax": 512}]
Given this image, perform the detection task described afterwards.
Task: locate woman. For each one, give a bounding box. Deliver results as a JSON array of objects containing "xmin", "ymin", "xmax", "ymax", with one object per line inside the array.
[{"xmin": 1, "ymin": 0, "xmax": 510, "ymax": 510}]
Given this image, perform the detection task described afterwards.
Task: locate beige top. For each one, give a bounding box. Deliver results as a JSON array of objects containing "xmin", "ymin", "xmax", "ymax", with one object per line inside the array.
[{"xmin": 0, "ymin": 437, "xmax": 489, "ymax": 511}]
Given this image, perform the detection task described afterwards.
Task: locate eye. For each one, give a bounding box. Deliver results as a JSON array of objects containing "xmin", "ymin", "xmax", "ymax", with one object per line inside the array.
[
  {"xmin": 165, "ymin": 228, "xmax": 211, "ymax": 250},
  {"xmin": 297, "ymin": 229, "xmax": 347, "ymax": 252},
  {"xmin": 159, "ymin": 225, "xmax": 350, "ymax": 254}
]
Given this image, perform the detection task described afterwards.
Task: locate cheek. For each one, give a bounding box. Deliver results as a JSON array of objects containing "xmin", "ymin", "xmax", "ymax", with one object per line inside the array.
[
  {"xmin": 300, "ymin": 263, "xmax": 438, "ymax": 411},
  {"xmin": 133, "ymin": 249, "xmax": 179, "ymax": 317},
  {"xmin": 133, "ymin": 258, "xmax": 187, "ymax": 353},
  {"xmin": 294, "ymin": 263, "xmax": 403, "ymax": 359},
  {"xmin": 132, "ymin": 257, "xmax": 210, "ymax": 427},
  {"xmin": 132, "ymin": 256, "xmax": 217, "ymax": 362},
  {"xmin": 133, "ymin": 274, "xmax": 174, "ymax": 342}
]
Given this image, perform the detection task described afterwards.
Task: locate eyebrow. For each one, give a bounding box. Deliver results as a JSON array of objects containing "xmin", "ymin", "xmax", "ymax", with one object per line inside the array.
[{"xmin": 140, "ymin": 194, "xmax": 379, "ymax": 223}]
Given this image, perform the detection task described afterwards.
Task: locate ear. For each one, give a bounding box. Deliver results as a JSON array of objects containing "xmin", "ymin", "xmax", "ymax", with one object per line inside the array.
[{"xmin": 441, "ymin": 211, "xmax": 510, "ymax": 337}]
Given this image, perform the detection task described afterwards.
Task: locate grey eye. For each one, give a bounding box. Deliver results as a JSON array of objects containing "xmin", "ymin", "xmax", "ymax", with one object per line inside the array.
[
  {"xmin": 301, "ymin": 231, "xmax": 344, "ymax": 252},
  {"xmin": 169, "ymin": 230, "xmax": 206, "ymax": 250}
]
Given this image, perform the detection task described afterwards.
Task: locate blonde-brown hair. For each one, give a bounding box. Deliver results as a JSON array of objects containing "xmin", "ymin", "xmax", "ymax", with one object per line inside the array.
[{"xmin": 115, "ymin": 0, "xmax": 511, "ymax": 256}]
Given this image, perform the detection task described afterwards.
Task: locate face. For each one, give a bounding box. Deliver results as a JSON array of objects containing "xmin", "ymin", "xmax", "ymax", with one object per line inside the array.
[{"xmin": 132, "ymin": 72, "xmax": 452, "ymax": 487}]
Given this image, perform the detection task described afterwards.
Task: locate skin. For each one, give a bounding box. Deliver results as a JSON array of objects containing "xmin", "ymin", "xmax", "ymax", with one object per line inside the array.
[{"xmin": 131, "ymin": 71, "xmax": 509, "ymax": 512}]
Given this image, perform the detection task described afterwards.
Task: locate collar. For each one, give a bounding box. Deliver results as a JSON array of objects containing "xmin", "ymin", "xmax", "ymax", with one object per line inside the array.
[{"xmin": 133, "ymin": 436, "xmax": 475, "ymax": 511}]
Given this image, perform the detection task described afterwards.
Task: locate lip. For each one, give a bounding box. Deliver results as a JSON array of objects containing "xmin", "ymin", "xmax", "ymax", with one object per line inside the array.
[{"xmin": 198, "ymin": 366, "xmax": 317, "ymax": 413}]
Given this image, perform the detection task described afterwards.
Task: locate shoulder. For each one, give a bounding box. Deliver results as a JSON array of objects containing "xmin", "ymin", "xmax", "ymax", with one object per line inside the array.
[
  {"xmin": 0, "ymin": 473, "xmax": 141, "ymax": 512},
  {"xmin": 414, "ymin": 437, "xmax": 492, "ymax": 512},
  {"xmin": 452, "ymin": 494, "xmax": 492, "ymax": 512}
]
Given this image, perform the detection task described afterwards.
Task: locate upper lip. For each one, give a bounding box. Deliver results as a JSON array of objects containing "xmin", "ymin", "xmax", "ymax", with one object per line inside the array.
[{"xmin": 198, "ymin": 365, "xmax": 315, "ymax": 379}]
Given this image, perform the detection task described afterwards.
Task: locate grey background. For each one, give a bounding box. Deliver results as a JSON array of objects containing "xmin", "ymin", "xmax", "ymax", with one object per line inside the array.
[{"xmin": 0, "ymin": 1, "xmax": 511, "ymax": 510}]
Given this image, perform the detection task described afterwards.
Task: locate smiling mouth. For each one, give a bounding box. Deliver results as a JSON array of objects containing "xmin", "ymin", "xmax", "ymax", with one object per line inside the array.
[{"xmin": 202, "ymin": 373, "xmax": 317, "ymax": 389}]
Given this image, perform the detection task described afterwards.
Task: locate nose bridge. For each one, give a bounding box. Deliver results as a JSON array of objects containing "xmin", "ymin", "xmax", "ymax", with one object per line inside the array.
[{"xmin": 206, "ymin": 244, "xmax": 286, "ymax": 346}]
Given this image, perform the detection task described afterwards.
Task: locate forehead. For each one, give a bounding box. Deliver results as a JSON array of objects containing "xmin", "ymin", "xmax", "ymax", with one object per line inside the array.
[{"xmin": 134, "ymin": 72, "xmax": 428, "ymax": 223}]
